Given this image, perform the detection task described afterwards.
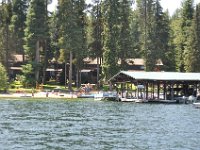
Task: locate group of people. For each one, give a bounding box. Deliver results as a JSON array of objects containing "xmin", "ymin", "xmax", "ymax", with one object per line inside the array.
[{"xmin": 79, "ymin": 83, "xmax": 93, "ymax": 94}]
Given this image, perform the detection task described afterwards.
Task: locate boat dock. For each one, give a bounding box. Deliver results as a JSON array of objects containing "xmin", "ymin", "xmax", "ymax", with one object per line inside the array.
[{"xmin": 107, "ymin": 71, "xmax": 200, "ymax": 104}]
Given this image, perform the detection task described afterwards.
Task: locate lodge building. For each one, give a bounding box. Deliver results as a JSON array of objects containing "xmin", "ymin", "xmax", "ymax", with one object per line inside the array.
[{"xmin": 8, "ymin": 55, "xmax": 163, "ymax": 84}]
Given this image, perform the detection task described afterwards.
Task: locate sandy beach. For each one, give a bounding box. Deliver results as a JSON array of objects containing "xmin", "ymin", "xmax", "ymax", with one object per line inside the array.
[{"xmin": 0, "ymin": 92, "xmax": 78, "ymax": 99}]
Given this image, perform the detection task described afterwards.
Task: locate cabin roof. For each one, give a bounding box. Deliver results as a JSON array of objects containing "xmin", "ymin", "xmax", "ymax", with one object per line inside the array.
[
  {"xmin": 83, "ymin": 58, "xmax": 163, "ymax": 66},
  {"xmin": 109, "ymin": 71, "xmax": 200, "ymax": 82},
  {"xmin": 9, "ymin": 54, "xmax": 24, "ymax": 62}
]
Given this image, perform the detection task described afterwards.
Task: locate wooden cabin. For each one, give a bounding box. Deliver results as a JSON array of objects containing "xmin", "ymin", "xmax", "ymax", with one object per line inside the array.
[{"xmin": 82, "ymin": 58, "xmax": 163, "ymax": 84}]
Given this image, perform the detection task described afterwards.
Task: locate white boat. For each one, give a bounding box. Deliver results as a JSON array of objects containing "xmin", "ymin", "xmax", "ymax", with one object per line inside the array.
[
  {"xmin": 77, "ymin": 94, "xmax": 95, "ymax": 98},
  {"xmin": 188, "ymin": 95, "xmax": 197, "ymax": 103},
  {"xmin": 119, "ymin": 97, "xmax": 136, "ymax": 102},
  {"xmin": 135, "ymin": 99, "xmax": 148, "ymax": 103},
  {"xmin": 94, "ymin": 91, "xmax": 117, "ymax": 101},
  {"xmin": 94, "ymin": 93, "xmax": 104, "ymax": 101},
  {"xmin": 193, "ymin": 102, "xmax": 200, "ymax": 108}
]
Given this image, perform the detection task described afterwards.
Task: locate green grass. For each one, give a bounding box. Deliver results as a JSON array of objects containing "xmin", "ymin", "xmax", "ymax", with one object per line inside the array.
[{"xmin": 8, "ymin": 79, "xmax": 93, "ymax": 93}]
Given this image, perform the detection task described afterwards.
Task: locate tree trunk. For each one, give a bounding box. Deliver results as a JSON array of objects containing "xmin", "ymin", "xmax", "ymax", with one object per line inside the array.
[
  {"xmin": 79, "ymin": 70, "xmax": 81, "ymax": 87},
  {"xmin": 97, "ymin": 57, "xmax": 100, "ymax": 89},
  {"xmin": 68, "ymin": 51, "xmax": 73, "ymax": 91},
  {"xmin": 5, "ymin": 23, "xmax": 9, "ymax": 72},
  {"xmin": 65, "ymin": 61, "xmax": 67, "ymax": 89},
  {"xmin": 42, "ymin": 40, "xmax": 47, "ymax": 84},
  {"xmin": 35, "ymin": 40, "xmax": 40, "ymax": 82},
  {"xmin": 76, "ymin": 68, "xmax": 80, "ymax": 88}
]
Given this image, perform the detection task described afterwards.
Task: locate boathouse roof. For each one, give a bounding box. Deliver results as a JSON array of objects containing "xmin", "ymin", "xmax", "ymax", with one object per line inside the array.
[{"xmin": 109, "ymin": 71, "xmax": 200, "ymax": 82}]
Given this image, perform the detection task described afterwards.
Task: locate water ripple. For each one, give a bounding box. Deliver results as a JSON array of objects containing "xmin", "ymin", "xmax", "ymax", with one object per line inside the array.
[{"xmin": 0, "ymin": 99, "xmax": 199, "ymax": 149}]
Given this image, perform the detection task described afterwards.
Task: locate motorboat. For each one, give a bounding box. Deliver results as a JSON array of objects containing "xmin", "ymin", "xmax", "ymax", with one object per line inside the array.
[
  {"xmin": 77, "ymin": 94, "xmax": 95, "ymax": 98},
  {"xmin": 93, "ymin": 91, "xmax": 118, "ymax": 101},
  {"xmin": 94, "ymin": 93, "xmax": 104, "ymax": 101},
  {"xmin": 119, "ymin": 97, "xmax": 136, "ymax": 102},
  {"xmin": 135, "ymin": 99, "xmax": 148, "ymax": 103},
  {"xmin": 193, "ymin": 102, "xmax": 200, "ymax": 108},
  {"xmin": 187, "ymin": 95, "xmax": 197, "ymax": 103}
]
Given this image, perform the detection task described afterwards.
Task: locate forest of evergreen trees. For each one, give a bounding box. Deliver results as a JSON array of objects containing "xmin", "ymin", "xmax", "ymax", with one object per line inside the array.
[{"xmin": 0, "ymin": 0, "xmax": 200, "ymax": 88}]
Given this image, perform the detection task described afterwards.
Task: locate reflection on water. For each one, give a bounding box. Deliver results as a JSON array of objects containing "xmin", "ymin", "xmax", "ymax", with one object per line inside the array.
[{"xmin": 0, "ymin": 99, "xmax": 200, "ymax": 149}]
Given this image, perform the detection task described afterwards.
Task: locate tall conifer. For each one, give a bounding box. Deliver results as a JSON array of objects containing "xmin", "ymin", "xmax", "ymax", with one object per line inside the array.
[
  {"xmin": 102, "ymin": 0, "xmax": 120, "ymax": 80},
  {"xmin": 184, "ymin": 3, "xmax": 200, "ymax": 72},
  {"xmin": 177, "ymin": 0, "xmax": 194, "ymax": 72},
  {"xmin": 118, "ymin": 0, "xmax": 133, "ymax": 70},
  {"xmin": 24, "ymin": 0, "xmax": 49, "ymax": 82},
  {"xmin": 58, "ymin": 0, "xmax": 87, "ymax": 89},
  {"xmin": 0, "ymin": 1, "xmax": 12, "ymax": 70},
  {"xmin": 10, "ymin": 0, "xmax": 28, "ymax": 61},
  {"xmin": 89, "ymin": 0, "xmax": 103, "ymax": 85}
]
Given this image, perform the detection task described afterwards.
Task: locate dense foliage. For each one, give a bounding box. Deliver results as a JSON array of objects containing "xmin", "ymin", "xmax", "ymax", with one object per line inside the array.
[
  {"xmin": 0, "ymin": 63, "xmax": 8, "ymax": 90},
  {"xmin": 0, "ymin": 0, "xmax": 200, "ymax": 88},
  {"xmin": 184, "ymin": 3, "xmax": 200, "ymax": 72},
  {"xmin": 10, "ymin": 0, "xmax": 28, "ymax": 60},
  {"xmin": 24, "ymin": 0, "xmax": 49, "ymax": 83},
  {"xmin": 57, "ymin": 0, "xmax": 87, "ymax": 89},
  {"xmin": 0, "ymin": 1, "xmax": 12, "ymax": 70}
]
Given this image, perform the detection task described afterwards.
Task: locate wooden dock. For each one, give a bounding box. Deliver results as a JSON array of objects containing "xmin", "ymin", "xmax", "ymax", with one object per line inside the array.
[{"xmin": 108, "ymin": 71, "xmax": 200, "ymax": 104}]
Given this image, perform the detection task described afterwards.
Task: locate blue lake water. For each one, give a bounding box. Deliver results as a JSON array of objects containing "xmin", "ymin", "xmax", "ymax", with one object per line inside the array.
[{"xmin": 0, "ymin": 98, "xmax": 200, "ymax": 150}]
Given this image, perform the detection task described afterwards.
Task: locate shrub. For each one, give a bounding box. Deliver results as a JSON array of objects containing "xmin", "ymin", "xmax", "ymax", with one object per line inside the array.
[{"xmin": 0, "ymin": 63, "xmax": 8, "ymax": 91}]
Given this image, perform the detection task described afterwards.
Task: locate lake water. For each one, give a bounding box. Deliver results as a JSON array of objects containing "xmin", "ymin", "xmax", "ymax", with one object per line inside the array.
[{"xmin": 0, "ymin": 98, "xmax": 200, "ymax": 150}]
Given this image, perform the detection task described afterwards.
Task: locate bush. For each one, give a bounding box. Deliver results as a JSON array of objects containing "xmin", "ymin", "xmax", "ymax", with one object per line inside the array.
[
  {"xmin": 0, "ymin": 63, "xmax": 8, "ymax": 91},
  {"xmin": 21, "ymin": 64, "xmax": 35, "ymax": 87},
  {"xmin": 10, "ymin": 78, "xmax": 23, "ymax": 89},
  {"xmin": 15, "ymin": 74, "xmax": 26, "ymax": 87}
]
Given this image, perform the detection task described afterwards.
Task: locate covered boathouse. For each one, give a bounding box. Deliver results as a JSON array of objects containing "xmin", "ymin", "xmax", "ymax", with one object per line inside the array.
[{"xmin": 109, "ymin": 71, "xmax": 200, "ymax": 102}]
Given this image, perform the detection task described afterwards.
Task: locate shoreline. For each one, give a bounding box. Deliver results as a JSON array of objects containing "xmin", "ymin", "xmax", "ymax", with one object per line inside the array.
[{"xmin": 0, "ymin": 92, "xmax": 78, "ymax": 99}]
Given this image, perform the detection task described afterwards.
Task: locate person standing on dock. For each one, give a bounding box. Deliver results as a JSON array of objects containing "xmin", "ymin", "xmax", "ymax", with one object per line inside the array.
[
  {"xmin": 46, "ymin": 91, "xmax": 49, "ymax": 97},
  {"xmin": 32, "ymin": 88, "xmax": 34, "ymax": 97}
]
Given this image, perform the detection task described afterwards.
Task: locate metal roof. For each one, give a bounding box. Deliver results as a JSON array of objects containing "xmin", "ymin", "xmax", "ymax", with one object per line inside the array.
[{"xmin": 109, "ymin": 71, "xmax": 200, "ymax": 82}]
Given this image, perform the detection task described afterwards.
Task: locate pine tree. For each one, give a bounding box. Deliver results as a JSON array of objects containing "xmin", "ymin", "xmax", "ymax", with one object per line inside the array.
[
  {"xmin": 137, "ymin": 0, "xmax": 175, "ymax": 71},
  {"xmin": 170, "ymin": 9, "xmax": 183, "ymax": 71},
  {"xmin": 153, "ymin": 1, "xmax": 175, "ymax": 71},
  {"xmin": 177, "ymin": 0, "xmax": 194, "ymax": 72},
  {"xmin": 58, "ymin": 0, "xmax": 87, "ymax": 90},
  {"xmin": 74, "ymin": 0, "xmax": 87, "ymax": 87},
  {"xmin": 129, "ymin": 10, "xmax": 141, "ymax": 58},
  {"xmin": 0, "ymin": 1, "xmax": 13, "ymax": 70},
  {"xmin": 10, "ymin": 0, "xmax": 28, "ymax": 61},
  {"xmin": 89, "ymin": 0, "xmax": 103, "ymax": 57},
  {"xmin": 162, "ymin": 12, "xmax": 176, "ymax": 71},
  {"xmin": 118, "ymin": 0, "xmax": 133, "ymax": 70},
  {"xmin": 88, "ymin": 0, "xmax": 103, "ymax": 85},
  {"xmin": 49, "ymin": 12, "xmax": 60, "ymax": 63},
  {"xmin": 137, "ymin": 0, "xmax": 158, "ymax": 71},
  {"xmin": 0, "ymin": 63, "xmax": 8, "ymax": 91},
  {"xmin": 58, "ymin": 0, "xmax": 74, "ymax": 90},
  {"xmin": 102, "ymin": 0, "xmax": 121, "ymax": 80},
  {"xmin": 184, "ymin": 3, "xmax": 200, "ymax": 72},
  {"xmin": 24, "ymin": 0, "xmax": 49, "ymax": 83}
]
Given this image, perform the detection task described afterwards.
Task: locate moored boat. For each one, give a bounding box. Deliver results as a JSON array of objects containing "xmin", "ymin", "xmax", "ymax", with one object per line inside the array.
[
  {"xmin": 193, "ymin": 102, "xmax": 200, "ymax": 108},
  {"xmin": 135, "ymin": 99, "xmax": 148, "ymax": 103},
  {"xmin": 119, "ymin": 97, "xmax": 136, "ymax": 102},
  {"xmin": 77, "ymin": 94, "xmax": 95, "ymax": 98},
  {"xmin": 94, "ymin": 93, "xmax": 104, "ymax": 101}
]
